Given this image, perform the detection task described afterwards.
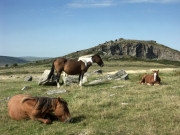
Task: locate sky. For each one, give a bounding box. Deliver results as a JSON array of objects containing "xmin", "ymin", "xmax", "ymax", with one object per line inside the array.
[{"xmin": 0, "ymin": 0, "xmax": 180, "ymax": 57}]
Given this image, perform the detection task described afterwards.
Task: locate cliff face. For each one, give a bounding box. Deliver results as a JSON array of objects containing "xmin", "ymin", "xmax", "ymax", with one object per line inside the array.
[{"xmin": 66, "ymin": 38, "xmax": 180, "ymax": 61}]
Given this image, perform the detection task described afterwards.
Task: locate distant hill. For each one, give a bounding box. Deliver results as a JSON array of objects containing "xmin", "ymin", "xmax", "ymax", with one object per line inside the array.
[
  {"xmin": 0, "ymin": 56, "xmax": 51, "ymax": 67},
  {"xmin": 64, "ymin": 38, "xmax": 180, "ymax": 61},
  {"xmin": 19, "ymin": 56, "xmax": 51, "ymax": 62},
  {"xmin": 0, "ymin": 56, "xmax": 28, "ymax": 67}
]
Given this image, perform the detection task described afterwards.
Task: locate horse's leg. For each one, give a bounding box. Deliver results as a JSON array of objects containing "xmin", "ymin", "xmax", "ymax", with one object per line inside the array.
[
  {"xmin": 140, "ymin": 78, "xmax": 145, "ymax": 84},
  {"xmin": 154, "ymin": 81, "xmax": 160, "ymax": 85},
  {"xmin": 79, "ymin": 73, "xmax": 84, "ymax": 87},
  {"xmin": 45, "ymin": 113, "xmax": 58, "ymax": 121},
  {"xmin": 36, "ymin": 117, "xmax": 52, "ymax": 124},
  {"xmin": 30, "ymin": 110, "xmax": 52, "ymax": 124},
  {"xmin": 56, "ymin": 71, "xmax": 62, "ymax": 88},
  {"xmin": 78, "ymin": 74, "xmax": 81, "ymax": 85}
]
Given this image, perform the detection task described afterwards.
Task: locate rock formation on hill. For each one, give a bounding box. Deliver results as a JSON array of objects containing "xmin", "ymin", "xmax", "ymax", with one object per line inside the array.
[{"xmin": 65, "ymin": 38, "xmax": 180, "ymax": 61}]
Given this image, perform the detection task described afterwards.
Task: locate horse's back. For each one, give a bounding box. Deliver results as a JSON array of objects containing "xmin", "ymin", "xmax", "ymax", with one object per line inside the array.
[
  {"xmin": 64, "ymin": 60, "xmax": 84, "ymax": 75},
  {"xmin": 8, "ymin": 95, "xmax": 31, "ymax": 120}
]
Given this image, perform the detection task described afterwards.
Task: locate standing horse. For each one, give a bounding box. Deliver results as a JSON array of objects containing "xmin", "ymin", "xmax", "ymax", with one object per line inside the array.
[
  {"xmin": 47, "ymin": 54, "xmax": 104, "ymax": 87},
  {"xmin": 140, "ymin": 70, "xmax": 161, "ymax": 85},
  {"xmin": 8, "ymin": 95, "xmax": 71, "ymax": 124}
]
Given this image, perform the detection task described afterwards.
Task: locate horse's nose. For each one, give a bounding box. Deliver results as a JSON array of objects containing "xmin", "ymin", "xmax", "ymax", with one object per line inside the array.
[
  {"xmin": 69, "ymin": 118, "xmax": 73, "ymax": 123},
  {"xmin": 101, "ymin": 63, "xmax": 104, "ymax": 67},
  {"xmin": 64, "ymin": 118, "xmax": 72, "ymax": 123}
]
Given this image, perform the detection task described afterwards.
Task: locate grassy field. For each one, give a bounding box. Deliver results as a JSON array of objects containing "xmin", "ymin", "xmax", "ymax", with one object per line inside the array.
[{"xmin": 0, "ymin": 60, "xmax": 180, "ymax": 135}]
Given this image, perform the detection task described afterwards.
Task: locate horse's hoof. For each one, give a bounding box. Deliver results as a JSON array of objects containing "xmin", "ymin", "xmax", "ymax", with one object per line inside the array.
[
  {"xmin": 44, "ymin": 119, "xmax": 52, "ymax": 124},
  {"xmin": 57, "ymin": 83, "xmax": 60, "ymax": 88}
]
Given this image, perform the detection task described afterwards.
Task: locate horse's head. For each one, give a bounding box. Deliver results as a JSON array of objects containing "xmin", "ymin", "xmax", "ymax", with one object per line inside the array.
[
  {"xmin": 92, "ymin": 54, "xmax": 104, "ymax": 67},
  {"xmin": 152, "ymin": 70, "xmax": 159, "ymax": 81},
  {"xmin": 54, "ymin": 97, "xmax": 71, "ymax": 123}
]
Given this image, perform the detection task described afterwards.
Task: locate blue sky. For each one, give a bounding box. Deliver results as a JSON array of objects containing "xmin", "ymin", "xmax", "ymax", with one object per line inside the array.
[{"xmin": 0, "ymin": 0, "xmax": 180, "ymax": 57}]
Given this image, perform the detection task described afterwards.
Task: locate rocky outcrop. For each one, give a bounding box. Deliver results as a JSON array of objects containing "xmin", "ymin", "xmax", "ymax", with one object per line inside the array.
[
  {"xmin": 38, "ymin": 70, "xmax": 88, "ymax": 86},
  {"xmin": 65, "ymin": 38, "xmax": 180, "ymax": 61},
  {"xmin": 89, "ymin": 70, "xmax": 128, "ymax": 85},
  {"xmin": 38, "ymin": 70, "xmax": 57, "ymax": 85}
]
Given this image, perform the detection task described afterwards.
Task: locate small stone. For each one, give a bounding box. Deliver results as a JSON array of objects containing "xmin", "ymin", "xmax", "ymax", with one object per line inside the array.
[
  {"xmin": 112, "ymin": 85, "xmax": 125, "ymax": 89},
  {"xmin": 0, "ymin": 97, "xmax": 10, "ymax": 101},
  {"xmin": 108, "ymin": 93, "xmax": 116, "ymax": 97},
  {"xmin": 47, "ymin": 89, "xmax": 67, "ymax": 95},
  {"xmin": 121, "ymin": 103, "xmax": 128, "ymax": 105},
  {"xmin": 93, "ymin": 69, "xmax": 102, "ymax": 74},
  {"xmin": 21, "ymin": 86, "xmax": 31, "ymax": 90},
  {"xmin": 89, "ymin": 79, "xmax": 106, "ymax": 85},
  {"xmin": 24, "ymin": 76, "xmax": 32, "ymax": 81}
]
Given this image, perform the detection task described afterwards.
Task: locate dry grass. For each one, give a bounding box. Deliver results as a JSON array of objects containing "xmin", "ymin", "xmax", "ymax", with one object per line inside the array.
[{"xmin": 0, "ymin": 60, "xmax": 180, "ymax": 135}]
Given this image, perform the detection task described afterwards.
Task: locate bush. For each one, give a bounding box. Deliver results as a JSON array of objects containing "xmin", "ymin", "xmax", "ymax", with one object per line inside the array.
[
  {"xmin": 5, "ymin": 64, "xmax": 8, "ymax": 67},
  {"xmin": 174, "ymin": 70, "xmax": 180, "ymax": 76},
  {"xmin": 12, "ymin": 63, "xmax": 18, "ymax": 67}
]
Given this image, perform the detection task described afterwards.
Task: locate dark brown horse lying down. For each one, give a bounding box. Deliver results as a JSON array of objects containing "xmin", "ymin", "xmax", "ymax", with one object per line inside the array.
[
  {"xmin": 8, "ymin": 95, "xmax": 71, "ymax": 124},
  {"xmin": 47, "ymin": 54, "xmax": 104, "ymax": 87},
  {"xmin": 140, "ymin": 70, "xmax": 161, "ymax": 85}
]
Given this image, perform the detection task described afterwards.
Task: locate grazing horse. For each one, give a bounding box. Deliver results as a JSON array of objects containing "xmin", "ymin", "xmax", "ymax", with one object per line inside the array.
[
  {"xmin": 8, "ymin": 95, "xmax": 71, "ymax": 124},
  {"xmin": 47, "ymin": 54, "xmax": 104, "ymax": 87},
  {"xmin": 140, "ymin": 70, "xmax": 161, "ymax": 85}
]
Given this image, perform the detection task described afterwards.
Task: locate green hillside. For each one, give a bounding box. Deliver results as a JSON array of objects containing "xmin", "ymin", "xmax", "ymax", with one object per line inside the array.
[{"xmin": 0, "ymin": 56, "xmax": 28, "ymax": 67}]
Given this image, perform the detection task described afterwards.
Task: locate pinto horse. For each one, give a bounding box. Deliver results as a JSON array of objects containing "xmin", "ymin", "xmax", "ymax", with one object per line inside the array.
[
  {"xmin": 47, "ymin": 54, "xmax": 104, "ymax": 87},
  {"xmin": 8, "ymin": 95, "xmax": 71, "ymax": 124},
  {"xmin": 140, "ymin": 70, "xmax": 161, "ymax": 85}
]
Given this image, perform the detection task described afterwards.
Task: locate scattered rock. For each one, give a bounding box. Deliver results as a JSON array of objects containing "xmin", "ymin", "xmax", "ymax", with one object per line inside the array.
[
  {"xmin": 47, "ymin": 89, "xmax": 67, "ymax": 95},
  {"xmin": 21, "ymin": 86, "xmax": 31, "ymax": 90},
  {"xmin": 121, "ymin": 102, "xmax": 128, "ymax": 105},
  {"xmin": 82, "ymin": 76, "xmax": 88, "ymax": 84},
  {"xmin": 112, "ymin": 85, "xmax": 125, "ymax": 89},
  {"xmin": 62, "ymin": 74, "xmax": 88, "ymax": 86},
  {"xmin": 93, "ymin": 69, "xmax": 102, "ymax": 74},
  {"xmin": 38, "ymin": 70, "xmax": 88, "ymax": 86},
  {"xmin": 102, "ymin": 70, "xmax": 128, "ymax": 80},
  {"xmin": 89, "ymin": 70, "xmax": 128, "ymax": 85},
  {"xmin": 0, "ymin": 97, "xmax": 10, "ymax": 101},
  {"xmin": 38, "ymin": 70, "xmax": 57, "ymax": 85},
  {"xmin": 108, "ymin": 93, "xmax": 116, "ymax": 97},
  {"xmin": 62, "ymin": 75, "xmax": 78, "ymax": 86},
  {"xmin": 24, "ymin": 76, "xmax": 32, "ymax": 81},
  {"xmin": 89, "ymin": 79, "xmax": 106, "ymax": 85}
]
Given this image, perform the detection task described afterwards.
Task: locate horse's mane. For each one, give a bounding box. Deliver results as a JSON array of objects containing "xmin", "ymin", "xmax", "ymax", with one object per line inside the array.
[{"xmin": 22, "ymin": 96, "xmax": 57, "ymax": 113}]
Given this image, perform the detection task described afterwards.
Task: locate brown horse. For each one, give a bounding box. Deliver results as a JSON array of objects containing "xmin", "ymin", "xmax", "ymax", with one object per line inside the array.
[
  {"xmin": 140, "ymin": 70, "xmax": 161, "ymax": 85},
  {"xmin": 47, "ymin": 54, "xmax": 104, "ymax": 87},
  {"xmin": 8, "ymin": 95, "xmax": 71, "ymax": 124}
]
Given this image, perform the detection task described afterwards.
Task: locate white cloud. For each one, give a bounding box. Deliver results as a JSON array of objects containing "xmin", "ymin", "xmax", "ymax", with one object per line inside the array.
[
  {"xmin": 67, "ymin": 0, "xmax": 180, "ymax": 8},
  {"xmin": 67, "ymin": 0, "xmax": 116, "ymax": 8},
  {"xmin": 122, "ymin": 0, "xmax": 180, "ymax": 3}
]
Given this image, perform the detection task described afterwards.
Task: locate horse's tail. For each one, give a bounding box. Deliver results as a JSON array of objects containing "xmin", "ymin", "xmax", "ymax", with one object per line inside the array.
[{"xmin": 47, "ymin": 60, "xmax": 56, "ymax": 80}]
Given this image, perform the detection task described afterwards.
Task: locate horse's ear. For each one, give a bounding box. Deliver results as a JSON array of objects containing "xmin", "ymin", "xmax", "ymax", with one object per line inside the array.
[
  {"xmin": 58, "ymin": 97, "xmax": 62, "ymax": 103},
  {"xmin": 157, "ymin": 70, "xmax": 159, "ymax": 72},
  {"xmin": 58, "ymin": 97, "xmax": 67, "ymax": 105}
]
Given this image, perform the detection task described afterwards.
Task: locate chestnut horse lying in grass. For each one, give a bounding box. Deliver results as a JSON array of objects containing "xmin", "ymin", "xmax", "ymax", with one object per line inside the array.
[
  {"xmin": 140, "ymin": 70, "xmax": 161, "ymax": 85},
  {"xmin": 8, "ymin": 95, "xmax": 71, "ymax": 124},
  {"xmin": 47, "ymin": 54, "xmax": 104, "ymax": 87}
]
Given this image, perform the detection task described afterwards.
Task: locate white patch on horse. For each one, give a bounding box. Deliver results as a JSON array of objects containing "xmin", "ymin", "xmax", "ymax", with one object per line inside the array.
[
  {"xmin": 78, "ymin": 57, "xmax": 93, "ymax": 67},
  {"xmin": 154, "ymin": 72, "xmax": 157, "ymax": 82},
  {"xmin": 79, "ymin": 76, "xmax": 83, "ymax": 87},
  {"xmin": 57, "ymin": 82, "xmax": 60, "ymax": 88}
]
